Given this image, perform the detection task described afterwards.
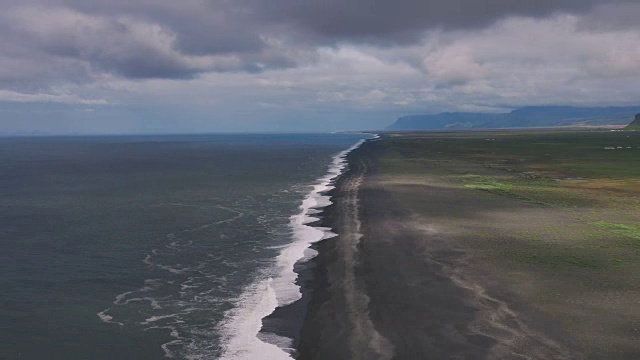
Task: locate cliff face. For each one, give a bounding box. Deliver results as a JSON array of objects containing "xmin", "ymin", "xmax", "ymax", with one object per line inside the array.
[
  {"xmin": 626, "ymin": 114, "xmax": 640, "ymax": 129},
  {"xmin": 387, "ymin": 106, "xmax": 640, "ymax": 131}
]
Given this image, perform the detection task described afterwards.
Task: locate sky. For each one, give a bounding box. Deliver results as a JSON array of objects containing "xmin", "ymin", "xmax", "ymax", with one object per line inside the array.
[{"xmin": 1, "ymin": 0, "xmax": 639, "ymax": 134}]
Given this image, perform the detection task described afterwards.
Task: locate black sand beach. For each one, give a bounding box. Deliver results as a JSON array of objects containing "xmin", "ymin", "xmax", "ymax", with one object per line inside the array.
[
  {"xmin": 297, "ymin": 140, "xmax": 572, "ymax": 359},
  {"xmin": 296, "ymin": 131, "xmax": 640, "ymax": 359}
]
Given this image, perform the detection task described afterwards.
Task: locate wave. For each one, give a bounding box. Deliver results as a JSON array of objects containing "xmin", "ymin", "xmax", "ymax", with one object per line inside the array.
[{"xmin": 218, "ymin": 137, "xmax": 371, "ymax": 359}]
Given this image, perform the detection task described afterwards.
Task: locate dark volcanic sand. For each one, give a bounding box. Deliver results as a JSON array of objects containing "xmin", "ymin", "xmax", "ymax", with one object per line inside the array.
[{"xmin": 296, "ymin": 140, "xmax": 578, "ymax": 360}]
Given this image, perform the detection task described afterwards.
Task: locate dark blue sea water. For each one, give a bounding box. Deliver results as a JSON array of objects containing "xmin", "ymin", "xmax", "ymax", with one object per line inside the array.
[{"xmin": 0, "ymin": 133, "xmax": 367, "ymax": 360}]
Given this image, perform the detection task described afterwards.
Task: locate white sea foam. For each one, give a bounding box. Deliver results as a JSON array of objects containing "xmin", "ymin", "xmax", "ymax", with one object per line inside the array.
[
  {"xmin": 161, "ymin": 328, "xmax": 184, "ymax": 359},
  {"xmin": 218, "ymin": 279, "xmax": 290, "ymax": 360},
  {"xmin": 142, "ymin": 313, "xmax": 181, "ymax": 325},
  {"xmin": 218, "ymin": 137, "xmax": 370, "ymax": 359},
  {"xmin": 97, "ymin": 309, "xmax": 124, "ymax": 326}
]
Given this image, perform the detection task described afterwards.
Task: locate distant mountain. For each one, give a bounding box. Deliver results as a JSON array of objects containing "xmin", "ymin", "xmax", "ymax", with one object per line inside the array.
[
  {"xmin": 626, "ymin": 114, "xmax": 640, "ymax": 129},
  {"xmin": 387, "ymin": 106, "xmax": 640, "ymax": 130}
]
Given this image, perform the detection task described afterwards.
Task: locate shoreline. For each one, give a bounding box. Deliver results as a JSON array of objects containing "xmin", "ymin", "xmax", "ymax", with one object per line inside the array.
[
  {"xmin": 217, "ymin": 137, "xmax": 368, "ymax": 360},
  {"xmin": 250, "ymin": 138, "xmax": 369, "ymax": 358},
  {"xmin": 295, "ymin": 137, "xmax": 580, "ymax": 359},
  {"xmin": 296, "ymin": 140, "xmax": 394, "ymax": 359}
]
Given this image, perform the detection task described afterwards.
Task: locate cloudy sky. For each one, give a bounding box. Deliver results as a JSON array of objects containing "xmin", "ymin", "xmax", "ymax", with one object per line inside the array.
[{"xmin": 1, "ymin": 0, "xmax": 639, "ymax": 134}]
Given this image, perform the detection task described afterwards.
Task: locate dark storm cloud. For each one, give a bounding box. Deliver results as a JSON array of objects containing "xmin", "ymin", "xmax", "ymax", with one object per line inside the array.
[
  {"xmin": 248, "ymin": 0, "xmax": 627, "ymax": 43},
  {"xmin": 0, "ymin": 0, "xmax": 631, "ymax": 85}
]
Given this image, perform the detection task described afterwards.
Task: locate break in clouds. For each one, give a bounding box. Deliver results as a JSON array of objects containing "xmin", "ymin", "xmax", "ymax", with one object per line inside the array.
[{"xmin": 1, "ymin": 0, "xmax": 639, "ymax": 132}]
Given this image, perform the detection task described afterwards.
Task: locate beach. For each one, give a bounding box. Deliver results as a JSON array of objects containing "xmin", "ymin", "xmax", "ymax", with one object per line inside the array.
[{"xmin": 297, "ymin": 131, "xmax": 640, "ymax": 359}]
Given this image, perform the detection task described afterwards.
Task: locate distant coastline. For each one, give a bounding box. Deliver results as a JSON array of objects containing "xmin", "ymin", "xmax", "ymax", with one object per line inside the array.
[{"xmin": 388, "ymin": 105, "xmax": 640, "ymax": 130}]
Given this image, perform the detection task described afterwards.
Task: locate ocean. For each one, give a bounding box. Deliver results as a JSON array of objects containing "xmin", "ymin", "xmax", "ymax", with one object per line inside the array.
[{"xmin": 0, "ymin": 133, "xmax": 368, "ymax": 360}]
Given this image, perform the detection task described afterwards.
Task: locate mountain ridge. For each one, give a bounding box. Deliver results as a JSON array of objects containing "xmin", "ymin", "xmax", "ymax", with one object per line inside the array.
[{"xmin": 387, "ymin": 106, "xmax": 640, "ymax": 130}]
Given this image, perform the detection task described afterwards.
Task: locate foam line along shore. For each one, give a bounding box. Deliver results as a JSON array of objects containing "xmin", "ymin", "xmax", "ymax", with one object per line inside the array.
[{"xmin": 219, "ymin": 135, "xmax": 374, "ymax": 360}]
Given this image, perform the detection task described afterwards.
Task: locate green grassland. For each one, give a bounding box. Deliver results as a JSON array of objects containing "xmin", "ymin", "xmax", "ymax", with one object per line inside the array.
[
  {"xmin": 384, "ymin": 129, "xmax": 640, "ymax": 205},
  {"xmin": 380, "ymin": 129, "xmax": 640, "ymax": 261},
  {"xmin": 376, "ymin": 129, "xmax": 640, "ymax": 357}
]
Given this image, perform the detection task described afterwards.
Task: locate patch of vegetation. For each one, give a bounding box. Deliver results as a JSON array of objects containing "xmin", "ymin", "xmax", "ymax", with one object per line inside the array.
[
  {"xmin": 461, "ymin": 175, "xmax": 512, "ymax": 192},
  {"xmin": 382, "ymin": 130, "xmax": 640, "ymax": 209},
  {"xmin": 460, "ymin": 175, "xmax": 528, "ymax": 200},
  {"xmin": 385, "ymin": 130, "xmax": 640, "ymax": 180},
  {"xmin": 497, "ymin": 240, "xmax": 622, "ymax": 271},
  {"xmin": 514, "ymin": 252, "xmax": 606, "ymax": 270},
  {"xmin": 590, "ymin": 221, "xmax": 640, "ymax": 241},
  {"xmin": 459, "ymin": 174, "xmax": 590, "ymax": 207}
]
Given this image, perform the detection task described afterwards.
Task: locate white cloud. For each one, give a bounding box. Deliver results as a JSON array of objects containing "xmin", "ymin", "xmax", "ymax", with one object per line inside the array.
[
  {"xmin": 423, "ymin": 45, "xmax": 486, "ymax": 85},
  {"xmin": 0, "ymin": 89, "xmax": 106, "ymax": 104},
  {"xmin": 411, "ymin": 14, "xmax": 640, "ymax": 108}
]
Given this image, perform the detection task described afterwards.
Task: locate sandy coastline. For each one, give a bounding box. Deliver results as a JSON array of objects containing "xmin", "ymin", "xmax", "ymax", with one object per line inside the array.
[
  {"xmin": 296, "ymin": 138, "xmax": 581, "ymax": 359},
  {"xmin": 296, "ymin": 141, "xmax": 393, "ymax": 360}
]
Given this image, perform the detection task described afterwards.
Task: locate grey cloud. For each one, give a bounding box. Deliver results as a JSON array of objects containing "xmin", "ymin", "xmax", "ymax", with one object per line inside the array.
[
  {"xmin": 58, "ymin": 0, "xmax": 267, "ymax": 55},
  {"xmin": 0, "ymin": 0, "xmax": 635, "ymax": 97},
  {"xmin": 576, "ymin": 2, "xmax": 640, "ymax": 30},
  {"xmin": 2, "ymin": 4, "xmax": 273, "ymax": 80},
  {"xmin": 0, "ymin": 0, "xmax": 302, "ymax": 86},
  {"xmin": 247, "ymin": 0, "xmax": 628, "ymax": 44},
  {"xmin": 2, "ymin": 0, "xmax": 629, "ymax": 84},
  {"xmin": 47, "ymin": 0, "xmax": 623, "ymax": 53}
]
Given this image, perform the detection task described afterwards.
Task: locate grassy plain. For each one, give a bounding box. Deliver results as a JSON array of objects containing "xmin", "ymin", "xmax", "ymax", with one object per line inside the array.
[{"xmin": 376, "ymin": 129, "xmax": 640, "ymax": 358}]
